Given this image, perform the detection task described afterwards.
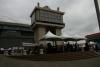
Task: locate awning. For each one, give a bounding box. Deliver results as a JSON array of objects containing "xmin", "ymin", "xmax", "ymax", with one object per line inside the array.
[{"xmin": 85, "ymin": 32, "xmax": 100, "ymax": 42}]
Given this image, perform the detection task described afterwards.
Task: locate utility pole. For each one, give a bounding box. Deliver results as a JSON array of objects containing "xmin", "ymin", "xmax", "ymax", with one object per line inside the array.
[{"xmin": 94, "ymin": 0, "xmax": 100, "ymax": 29}]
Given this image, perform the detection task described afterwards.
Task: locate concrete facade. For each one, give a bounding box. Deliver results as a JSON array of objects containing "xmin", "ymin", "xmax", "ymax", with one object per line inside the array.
[
  {"xmin": 30, "ymin": 3, "xmax": 65, "ymax": 45},
  {"xmin": 0, "ymin": 3, "xmax": 65, "ymax": 48},
  {"xmin": 34, "ymin": 26, "xmax": 46, "ymax": 43},
  {"xmin": 0, "ymin": 22, "xmax": 34, "ymax": 48}
]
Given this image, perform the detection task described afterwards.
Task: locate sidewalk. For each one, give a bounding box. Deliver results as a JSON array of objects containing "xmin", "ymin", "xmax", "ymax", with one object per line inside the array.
[{"xmin": 0, "ymin": 54, "xmax": 100, "ymax": 67}]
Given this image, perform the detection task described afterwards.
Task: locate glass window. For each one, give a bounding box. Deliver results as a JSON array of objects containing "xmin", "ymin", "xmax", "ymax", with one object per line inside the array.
[
  {"xmin": 36, "ymin": 10, "xmax": 40, "ymax": 21},
  {"xmin": 31, "ymin": 13, "xmax": 35, "ymax": 23}
]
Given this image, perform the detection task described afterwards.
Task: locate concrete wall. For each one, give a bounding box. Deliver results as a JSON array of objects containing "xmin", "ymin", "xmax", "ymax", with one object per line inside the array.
[
  {"xmin": 56, "ymin": 29, "xmax": 64, "ymax": 45},
  {"xmin": 0, "ymin": 30, "xmax": 34, "ymax": 48},
  {"xmin": 34, "ymin": 26, "xmax": 46, "ymax": 43},
  {"xmin": 0, "ymin": 38, "xmax": 34, "ymax": 48}
]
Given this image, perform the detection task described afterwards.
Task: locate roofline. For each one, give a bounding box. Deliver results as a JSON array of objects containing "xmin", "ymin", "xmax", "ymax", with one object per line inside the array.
[
  {"xmin": 0, "ymin": 21, "xmax": 31, "ymax": 27},
  {"xmin": 30, "ymin": 7, "xmax": 65, "ymax": 17},
  {"xmin": 85, "ymin": 32, "xmax": 100, "ymax": 38}
]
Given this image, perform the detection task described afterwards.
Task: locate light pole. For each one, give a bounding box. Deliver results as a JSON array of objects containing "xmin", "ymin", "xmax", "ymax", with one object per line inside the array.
[{"xmin": 94, "ymin": 0, "xmax": 100, "ymax": 29}]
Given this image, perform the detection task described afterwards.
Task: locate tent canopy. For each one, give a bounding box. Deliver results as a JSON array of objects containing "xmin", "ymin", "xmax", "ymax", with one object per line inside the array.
[
  {"xmin": 77, "ymin": 40, "xmax": 86, "ymax": 44},
  {"xmin": 40, "ymin": 31, "xmax": 62, "ymax": 41},
  {"xmin": 40, "ymin": 31, "xmax": 86, "ymax": 41},
  {"xmin": 61, "ymin": 34, "xmax": 85, "ymax": 41}
]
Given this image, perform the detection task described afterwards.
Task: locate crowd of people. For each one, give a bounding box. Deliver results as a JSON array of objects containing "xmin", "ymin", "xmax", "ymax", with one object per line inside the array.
[{"xmin": 0, "ymin": 42, "xmax": 98, "ymax": 56}]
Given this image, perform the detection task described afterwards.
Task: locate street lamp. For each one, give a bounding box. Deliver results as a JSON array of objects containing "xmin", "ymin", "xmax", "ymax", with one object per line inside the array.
[{"xmin": 94, "ymin": 0, "xmax": 100, "ymax": 29}]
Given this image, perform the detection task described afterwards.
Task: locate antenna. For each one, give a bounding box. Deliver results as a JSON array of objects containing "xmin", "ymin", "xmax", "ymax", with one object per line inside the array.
[
  {"xmin": 37, "ymin": 2, "xmax": 40, "ymax": 7},
  {"xmin": 57, "ymin": 7, "xmax": 60, "ymax": 11}
]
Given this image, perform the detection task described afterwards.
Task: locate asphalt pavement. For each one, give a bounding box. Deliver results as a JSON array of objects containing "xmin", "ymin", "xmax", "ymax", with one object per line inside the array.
[{"xmin": 0, "ymin": 54, "xmax": 100, "ymax": 67}]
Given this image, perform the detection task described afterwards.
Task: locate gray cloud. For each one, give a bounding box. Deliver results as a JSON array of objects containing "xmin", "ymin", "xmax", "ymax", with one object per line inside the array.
[{"xmin": 0, "ymin": 0, "xmax": 100, "ymax": 36}]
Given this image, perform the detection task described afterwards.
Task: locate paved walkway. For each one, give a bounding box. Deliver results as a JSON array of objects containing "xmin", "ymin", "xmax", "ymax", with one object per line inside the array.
[{"xmin": 0, "ymin": 54, "xmax": 100, "ymax": 67}]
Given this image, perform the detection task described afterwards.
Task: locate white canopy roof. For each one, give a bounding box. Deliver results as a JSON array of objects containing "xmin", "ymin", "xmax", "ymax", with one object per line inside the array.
[
  {"xmin": 61, "ymin": 34, "xmax": 73, "ymax": 39},
  {"xmin": 40, "ymin": 31, "xmax": 62, "ymax": 41},
  {"xmin": 0, "ymin": 48, "xmax": 4, "ymax": 50},
  {"xmin": 40, "ymin": 31, "xmax": 86, "ymax": 41},
  {"xmin": 44, "ymin": 31, "xmax": 60, "ymax": 38},
  {"xmin": 89, "ymin": 42, "xmax": 95, "ymax": 45},
  {"xmin": 73, "ymin": 34, "xmax": 85, "ymax": 39},
  {"xmin": 77, "ymin": 40, "xmax": 86, "ymax": 44},
  {"xmin": 68, "ymin": 41, "xmax": 76, "ymax": 44},
  {"xmin": 61, "ymin": 34, "xmax": 85, "ymax": 41}
]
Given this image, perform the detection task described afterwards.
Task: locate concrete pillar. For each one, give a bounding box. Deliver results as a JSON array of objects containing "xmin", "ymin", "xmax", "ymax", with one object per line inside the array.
[
  {"xmin": 34, "ymin": 26, "xmax": 46, "ymax": 46},
  {"xmin": 56, "ymin": 29, "xmax": 61, "ymax": 36},
  {"xmin": 56, "ymin": 29, "xmax": 63, "ymax": 45},
  {"xmin": 56, "ymin": 29, "xmax": 64, "ymax": 52}
]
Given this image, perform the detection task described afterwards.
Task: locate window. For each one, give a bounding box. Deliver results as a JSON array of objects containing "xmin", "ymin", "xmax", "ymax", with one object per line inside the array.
[
  {"xmin": 36, "ymin": 10, "xmax": 63, "ymax": 23},
  {"xmin": 36, "ymin": 10, "xmax": 40, "ymax": 21},
  {"xmin": 31, "ymin": 13, "xmax": 35, "ymax": 23}
]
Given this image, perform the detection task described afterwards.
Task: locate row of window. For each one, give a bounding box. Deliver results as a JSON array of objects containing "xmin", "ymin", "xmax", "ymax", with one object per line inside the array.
[
  {"xmin": 31, "ymin": 10, "xmax": 63, "ymax": 23},
  {"xmin": 39, "ymin": 10, "xmax": 62, "ymax": 20},
  {"xmin": 0, "ymin": 30, "xmax": 34, "ymax": 36},
  {"xmin": 39, "ymin": 16, "xmax": 62, "ymax": 23}
]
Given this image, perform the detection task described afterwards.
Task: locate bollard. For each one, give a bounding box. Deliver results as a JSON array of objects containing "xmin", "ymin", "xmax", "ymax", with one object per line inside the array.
[
  {"xmin": 40, "ymin": 49, "xmax": 44, "ymax": 55},
  {"xmin": 11, "ymin": 50, "xmax": 15, "ymax": 56},
  {"xmin": 4, "ymin": 51, "xmax": 9, "ymax": 56},
  {"xmin": 23, "ymin": 50, "xmax": 27, "ymax": 55}
]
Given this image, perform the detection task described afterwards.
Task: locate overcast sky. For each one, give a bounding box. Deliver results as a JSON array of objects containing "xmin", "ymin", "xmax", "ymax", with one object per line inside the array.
[{"xmin": 0, "ymin": 0, "xmax": 100, "ymax": 36}]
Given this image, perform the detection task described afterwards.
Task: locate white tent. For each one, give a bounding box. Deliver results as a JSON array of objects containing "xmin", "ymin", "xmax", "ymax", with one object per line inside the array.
[
  {"xmin": 73, "ymin": 34, "xmax": 86, "ymax": 39},
  {"xmin": 0, "ymin": 48, "xmax": 4, "ymax": 51},
  {"xmin": 40, "ymin": 31, "xmax": 62, "ymax": 41},
  {"xmin": 8, "ymin": 48, "xmax": 12, "ymax": 50},
  {"xmin": 61, "ymin": 34, "xmax": 73, "ymax": 39},
  {"xmin": 89, "ymin": 41, "xmax": 95, "ymax": 45},
  {"xmin": 60, "ymin": 34, "xmax": 86, "ymax": 41},
  {"xmin": 77, "ymin": 40, "xmax": 86, "ymax": 47},
  {"xmin": 77, "ymin": 40, "xmax": 86, "ymax": 44},
  {"xmin": 40, "ymin": 31, "xmax": 63, "ymax": 46},
  {"xmin": 44, "ymin": 31, "xmax": 60, "ymax": 38},
  {"xmin": 61, "ymin": 34, "xmax": 77, "ymax": 41},
  {"xmin": 68, "ymin": 41, "xmax": 76, "ymax": 44}
]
